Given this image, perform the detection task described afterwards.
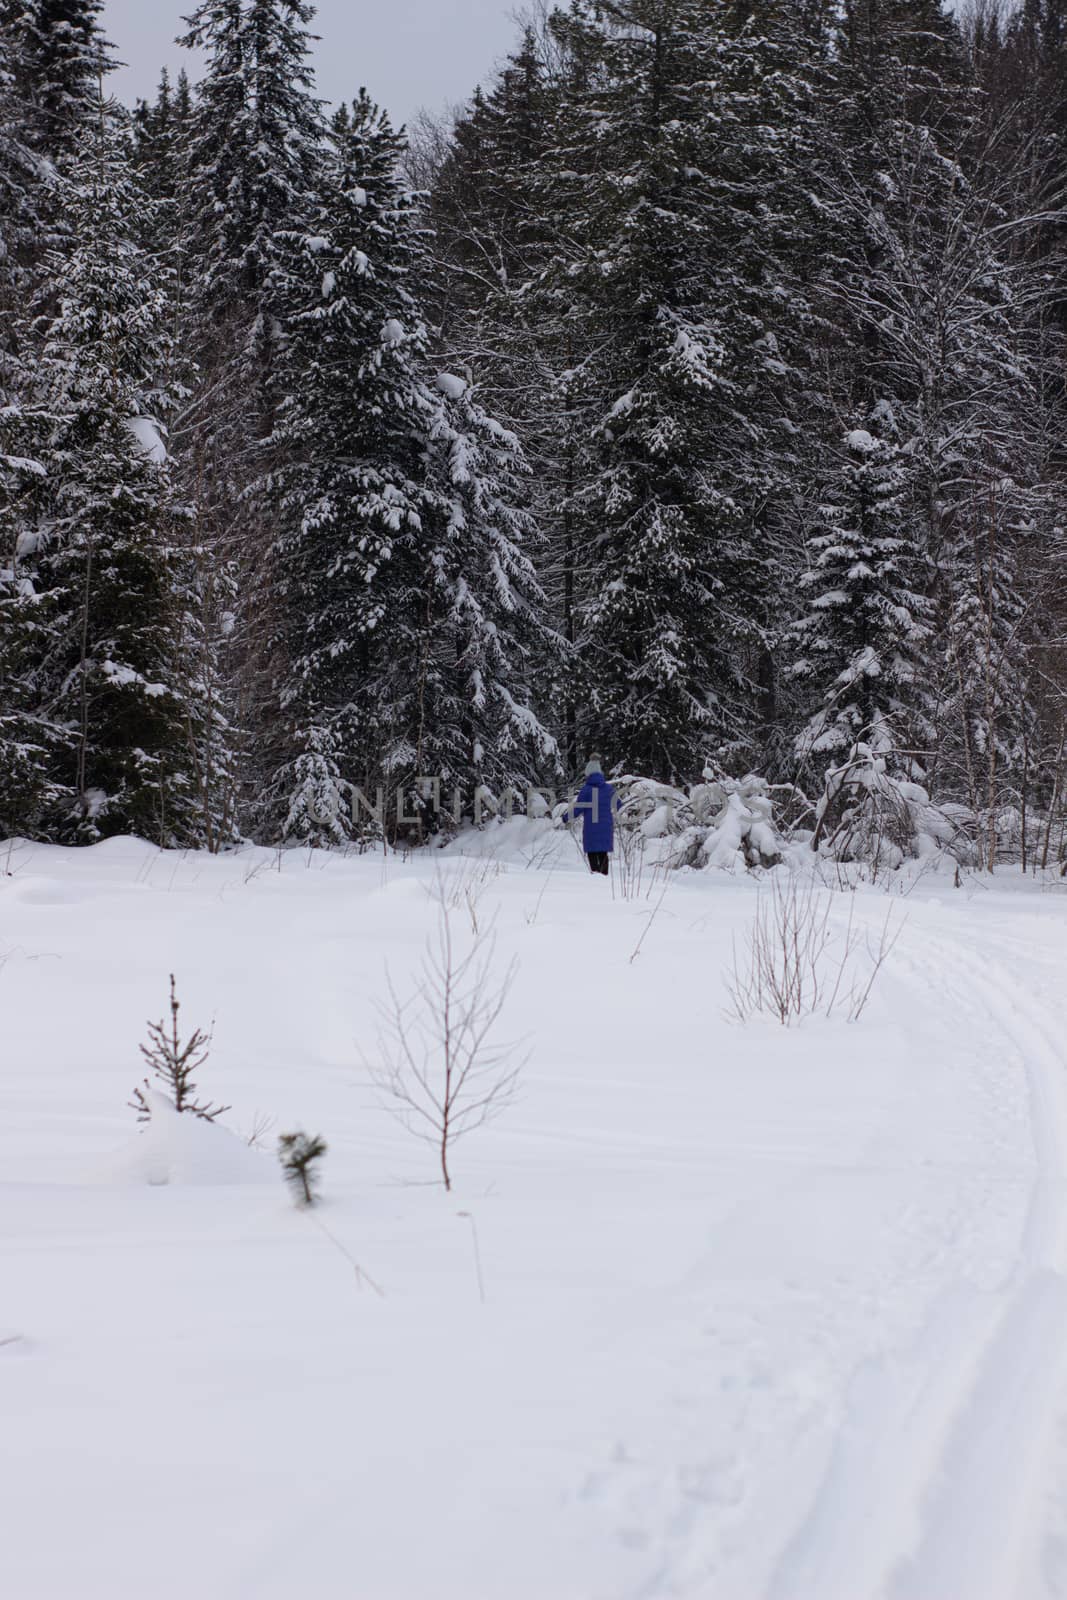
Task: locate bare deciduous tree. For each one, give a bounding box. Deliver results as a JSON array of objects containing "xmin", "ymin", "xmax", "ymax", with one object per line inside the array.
[{"xmin": 374, "ymin": 888, "xmax": 523, "ymax": 1191}]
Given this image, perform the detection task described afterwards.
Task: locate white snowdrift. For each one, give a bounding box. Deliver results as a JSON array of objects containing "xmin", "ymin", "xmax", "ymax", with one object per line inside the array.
[{"xmin": 104, "ymin": 1091, "xmax": 279, "ymax": 1189}]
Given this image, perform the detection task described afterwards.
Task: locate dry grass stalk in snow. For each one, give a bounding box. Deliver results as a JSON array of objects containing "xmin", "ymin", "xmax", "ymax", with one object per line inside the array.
[
  {"xmin": 244, "ymin": 1109, "xmax": 277, "ymax": 1149},
  {"xmin": 426, "ymin": 857, "xmax": 504, "ymax": 935},
  {"xmin": 726, "ymin": 873, "xmax": 899, "ymax": 1026},
  {"xmin": 375, "ymin": 887, "xmax": 522, "ymax": 1191}
]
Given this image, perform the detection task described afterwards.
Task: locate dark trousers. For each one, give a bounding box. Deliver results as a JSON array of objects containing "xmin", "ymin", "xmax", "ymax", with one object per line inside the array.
[{"xmin": 587, "ymin": 851, "xmax": 609, "ymax": 876}]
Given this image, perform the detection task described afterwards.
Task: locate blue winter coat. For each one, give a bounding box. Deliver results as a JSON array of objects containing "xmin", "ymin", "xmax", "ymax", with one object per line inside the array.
[{"xmin": 574, "ymin": 772, "xmax": 618, "ymax": 853}]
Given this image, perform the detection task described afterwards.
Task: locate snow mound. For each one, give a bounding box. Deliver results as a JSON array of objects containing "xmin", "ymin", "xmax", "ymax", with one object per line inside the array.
[{"xmin": 105, "ymin": 1093, "xmax": 279, "ymax": 1189}]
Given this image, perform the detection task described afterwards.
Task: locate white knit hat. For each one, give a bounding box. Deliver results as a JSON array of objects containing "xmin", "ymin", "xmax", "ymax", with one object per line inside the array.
[{"xmin": 584, "ymin": 756, "xmax": 603, "ymax": 776}]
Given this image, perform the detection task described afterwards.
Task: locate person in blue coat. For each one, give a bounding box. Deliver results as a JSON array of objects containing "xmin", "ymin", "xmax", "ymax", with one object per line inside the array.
[{"xmin": 574, "ymin": 756, "xmax": 618, "ymax": 875}]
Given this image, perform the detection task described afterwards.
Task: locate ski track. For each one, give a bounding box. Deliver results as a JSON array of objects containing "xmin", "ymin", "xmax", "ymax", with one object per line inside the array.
[{"xmin": 768, "ymin": 910, "xmax": 1067, "ymax": 1600}]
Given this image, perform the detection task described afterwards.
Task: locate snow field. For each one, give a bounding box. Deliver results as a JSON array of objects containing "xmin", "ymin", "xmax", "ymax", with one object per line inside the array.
[{"xmin": 3, "ymin": 830, "xmax": 1067, "ymax": 1598}]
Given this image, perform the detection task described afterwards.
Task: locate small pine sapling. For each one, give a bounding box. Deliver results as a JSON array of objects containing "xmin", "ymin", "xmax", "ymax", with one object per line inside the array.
[
  {"xmin": 129, "ymin": 974, "xmax": 229, "ymax": 1122},
  {"xmin": 278, "ymin": 1131, "xmax": 328, "ymax": 1206}
]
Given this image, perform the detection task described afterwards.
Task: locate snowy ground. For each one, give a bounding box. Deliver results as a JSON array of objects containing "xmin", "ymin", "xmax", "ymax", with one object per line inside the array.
[{"xmin": 4, "ymin": 827, "xmax": 1067, "ymax": 1599}]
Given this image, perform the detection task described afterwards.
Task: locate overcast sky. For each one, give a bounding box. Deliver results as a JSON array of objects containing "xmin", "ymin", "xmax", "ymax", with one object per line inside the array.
[{"xmin": 102, "ymin": 0, "xmax": 523, "ymax": 128}]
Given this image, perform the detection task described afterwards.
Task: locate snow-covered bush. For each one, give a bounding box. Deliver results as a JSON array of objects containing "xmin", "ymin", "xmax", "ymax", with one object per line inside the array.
[
  {"xmin": 278, "ymin": 726, "xmax": 355, "ymax": 848},
  {"xmin": 556, "ymin": 754, "xmax": 982, "ymax": 878},
  {"xmin": 609, "ymin": 770, "xmax": 784, "ymax": 873},
  {"xmin": 811, "ymin": 744, "xmax": 977, "ymax": 868}
]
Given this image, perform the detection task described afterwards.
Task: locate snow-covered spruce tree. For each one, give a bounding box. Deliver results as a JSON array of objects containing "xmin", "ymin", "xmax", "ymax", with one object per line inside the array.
[
  {"xmin": 536, "ymin": 0, "xmax": 823, "ymax": 780},
  {"xmin": 265, "ymin": 94, "xmax": 438, "ymax": 842},
  {"xmin": 30, "ymin": 112, "xmax": 218, "ymax": 844},
  {"xmin": 0, "ymin": 3, "xmax": 66, "ymax": 837},
  {"xmin": 789, "ymin": 413, "xmax": 934, "ymax": 768},
  {"xmin": 7, "ymin": 0, "xmax": 113, "ymax": 162},
  {"xmin": 133, "ymin": 67, "xmax": 190, "ymax": 187},
  {"xmin": 177, "ymin": 0, "xmax": 324, "ymax": 442},
  {"xmin": 131, "ymin": 68, "xmax": 193, "ymax": 255},
  {"xmin": 0, "ymin": 1, "xmax": 50, "ymax": 278},
  {"xmin": 175, "ymin": 0, "xmax": 325, "ymax": 830},
  {"xmin": 837, "ymin": 0, "xmax": 971, "ymax": 130},
  {"xmin": 938, "ymin": 463, "xmax": 1038, "ymax": 851},
  {"xmin": 266, "ymin": 94, "xmax": 556, "ymax": 841},
  {"xmin": 424, "ymin": 27, "xmax": 558, "ymax": 408},
  {"xmin": 422, "ymin": 24, "xmax": 589, "ymax": 772},
  {"xmin": 0, "ymin": 388, "xmax": 66, "ymax": 838},
  {"xmin": 420, "ymin": 369, "xmax": 560, "ymax": 802}
]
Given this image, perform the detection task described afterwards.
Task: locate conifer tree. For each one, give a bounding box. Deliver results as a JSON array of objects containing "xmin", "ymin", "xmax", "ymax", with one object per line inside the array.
[
  {"xmin": 427, "ymin": 28, "xmax": 556, "ymax": 401},
  {"xmin": 536, "ymin": 0, "xmax": 821, "ymax": 778},
  {"xmin": 8, "ymin": 0, "xmax": 114, "ymax": 161},
  {"xmin": 837, "ymin": 0, "xmax": 970, "ymax": 127},
  {"xmin": 178, "ymin": 0, "xmax": 324, "ymax": 437},
  {"xmin": 0, "ymin": 392, "xmax": 65, "ymax": 838},
  {"xmin": 267, "ymin": 94, "xmax": 555, "ymax": 839},
  {"xmin": 0, "ymin": 2, "xmax": 49, "ymax": 276},
  {"xmin": 172, "ymin": 1, "xmax": 327, "ymax": 833},
  {"xmin": 790, "ymin": 413, "xmax": 933, "ymax": 767},
  {"xmin": 266, "ymin": 93, "xmax": 439, "ymax": 839},
  {"xmin": 938, "ymin": 469, "xmax": 1036, "ymax": 829},
  {"xmin": 0, "ymin": 2, "xmax": 66, "ymax": 837},
  {"xmin": 132, "ymin": 69, "xmax": 193, "ymax": 242},
  {"xmin": 30, "ymin": 112, "xmax": 217, "ymax": 843},
  {"xmin": 424, "ymin": 27, "xmax": 585, "ymax": 769},
  {"xmin": 421, "ymin": 372, "xmax": 559, "ymax": 798}
]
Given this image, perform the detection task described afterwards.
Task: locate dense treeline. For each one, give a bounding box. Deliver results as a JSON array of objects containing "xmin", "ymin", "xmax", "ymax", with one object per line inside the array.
[{"xmin": 1, "ymin": 0, "xmax": 1065, "ymax": 851}]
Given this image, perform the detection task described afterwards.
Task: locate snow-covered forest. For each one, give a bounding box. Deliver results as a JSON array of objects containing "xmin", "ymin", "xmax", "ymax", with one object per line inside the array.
[{"xmin": 3, "ymin": 0, "xmax": 1066, "ymax": 856}]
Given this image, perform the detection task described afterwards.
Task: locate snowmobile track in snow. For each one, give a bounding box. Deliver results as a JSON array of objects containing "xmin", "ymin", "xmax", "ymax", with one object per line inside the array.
[{"xmin": 768, "ymin": 924, "xmax": 1067, "ymax": 1600}]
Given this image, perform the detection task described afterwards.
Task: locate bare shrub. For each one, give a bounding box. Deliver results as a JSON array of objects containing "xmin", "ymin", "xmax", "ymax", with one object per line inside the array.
[
  {"xmin": 726, "ymin": 874, "xmax": 900, "ymax": 1026},
  {"xmin": 612, "ymin": 821, "xmax": 647, "ymax": 901},
  {"xmin": 130, "ymin": 974, "xmax": 229, "ymax": 1122},
  {"xmin": 374, "ymin": 889, "xmax": 523, "ymax": 1191}
]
